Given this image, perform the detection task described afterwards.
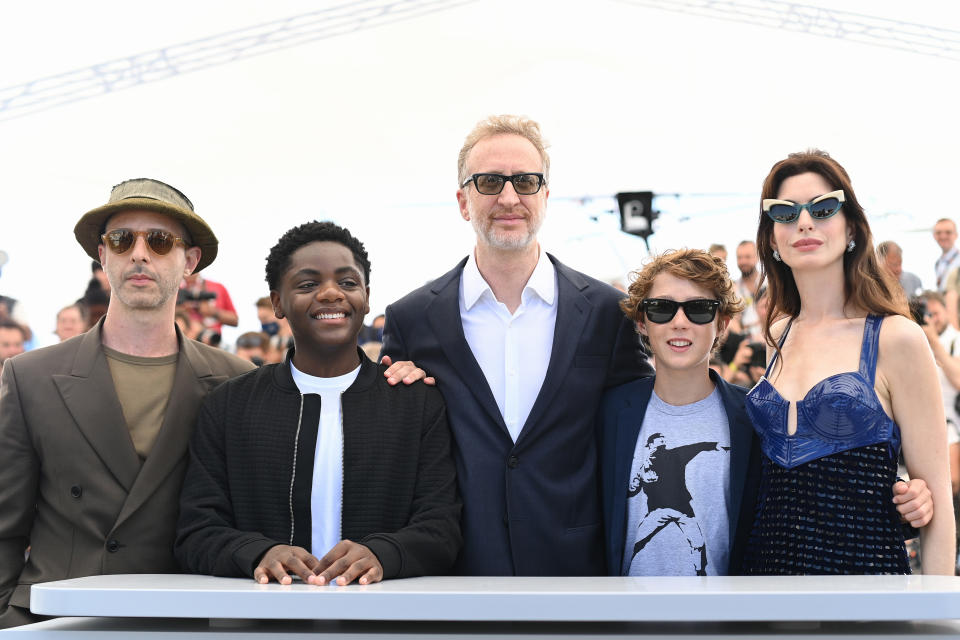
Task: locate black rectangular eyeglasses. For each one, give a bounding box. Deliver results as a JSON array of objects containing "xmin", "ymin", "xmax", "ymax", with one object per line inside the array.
[{"xmin": 460, "ymin": 173, "xmax": 545, "ymax": 195}]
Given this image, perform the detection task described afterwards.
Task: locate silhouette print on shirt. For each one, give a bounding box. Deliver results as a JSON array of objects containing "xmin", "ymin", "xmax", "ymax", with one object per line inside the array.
[{"xmin": 627, "ymin": 432, "xmax": 728, "ymax": 575}]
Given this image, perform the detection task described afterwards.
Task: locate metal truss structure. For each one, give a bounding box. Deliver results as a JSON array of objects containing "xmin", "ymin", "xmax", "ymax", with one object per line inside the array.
[
  {"xmin": 0, "ymin": 0, "xmax": 473, "ymax": 121},
  {"xmin": 615, "ymin": 0, "xmax": 960, "ymax": 61},
  {"xmin": 2, "ymin": 0, "xmax": 956, "ymax": 122}
]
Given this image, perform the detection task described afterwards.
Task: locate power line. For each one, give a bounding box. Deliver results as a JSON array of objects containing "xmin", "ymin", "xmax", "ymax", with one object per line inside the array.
[
  {"xmin": 613, "ymin": 0, "xmax": 960, "ymax": 61},
  {"xmin": 0, "ymin": 0, "xmax": 475, "ymax": 121}
]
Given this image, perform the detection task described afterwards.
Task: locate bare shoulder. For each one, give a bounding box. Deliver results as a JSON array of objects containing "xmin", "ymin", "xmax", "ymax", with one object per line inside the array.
[{"xmin": 878, "ymin": 314, "xmax": 928, "ymax": 358}]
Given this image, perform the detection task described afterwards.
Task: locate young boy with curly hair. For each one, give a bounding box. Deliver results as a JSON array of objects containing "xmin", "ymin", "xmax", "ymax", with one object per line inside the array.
[{"xmin": 599, "ymin": 249, "xmax": 930, "ymax": 576}]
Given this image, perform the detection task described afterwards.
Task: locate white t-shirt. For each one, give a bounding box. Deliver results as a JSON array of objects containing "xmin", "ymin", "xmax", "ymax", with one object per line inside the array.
[
  {"xmin": 936, "ymin": 248, "xmax": 960, "ymax": 292},
  {"xmin": 290, "ymin": 361, "xmax": 360, "ymax": 557},
  {"xmin": 623, "ymin": 387, "xmax": 732, "ymax": 576}
]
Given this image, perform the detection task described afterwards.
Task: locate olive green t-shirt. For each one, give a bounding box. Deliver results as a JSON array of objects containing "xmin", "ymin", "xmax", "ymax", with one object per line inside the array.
[{"xmin": 103, "ymin": 345, "xmax": 178, "ymax": 460}]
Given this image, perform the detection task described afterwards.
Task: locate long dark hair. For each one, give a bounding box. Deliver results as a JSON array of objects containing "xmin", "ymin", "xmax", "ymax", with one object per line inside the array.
[{"xmin": 756, "ymin": 149, "xmax": 908, "ymax": 352}]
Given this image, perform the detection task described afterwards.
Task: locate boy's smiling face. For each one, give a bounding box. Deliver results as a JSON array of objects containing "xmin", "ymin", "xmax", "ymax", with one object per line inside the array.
[
  {"xmin": 638, "ymin": 272, "xmax": 724, "ymax": 375},
  {"xmin": 270, "ymin": 241, "xmax": 370, "ymax": 356}
]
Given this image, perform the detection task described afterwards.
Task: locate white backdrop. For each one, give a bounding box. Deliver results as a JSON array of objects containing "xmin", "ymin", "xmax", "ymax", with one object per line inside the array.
[{"xmin": 1, "ymin": 0, "xmax": 956, "ymax": 347}]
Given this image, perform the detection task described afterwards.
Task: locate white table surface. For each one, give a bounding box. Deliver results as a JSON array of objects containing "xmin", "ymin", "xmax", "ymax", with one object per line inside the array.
[
  {"xmin": 7, "ymin": 617, "xmax": 960, "ymax": 639},
  {"xmin": 26, "ymin": 574, "xmax": 960, "ymax": 622}
]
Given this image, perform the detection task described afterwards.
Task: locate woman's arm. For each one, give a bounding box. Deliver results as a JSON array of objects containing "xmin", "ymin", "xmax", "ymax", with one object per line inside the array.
[
  {"xmin": 950, "ymin": 442, "xmax": 960, "ymax": 497},
  {"xmin": 880, "ymin": 316, "xmax": 957, "ymax": 575}
]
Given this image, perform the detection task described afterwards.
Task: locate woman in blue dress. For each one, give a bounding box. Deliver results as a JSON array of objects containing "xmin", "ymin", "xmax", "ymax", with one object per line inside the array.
[{"xmin": 743, "ymin": 149, "xmax": 955, "ymax": 574}]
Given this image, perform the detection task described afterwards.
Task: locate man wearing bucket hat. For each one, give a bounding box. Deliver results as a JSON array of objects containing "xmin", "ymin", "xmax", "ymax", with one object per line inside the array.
[{"xmin": 0, "ymin": 179, "xmax": 254, "ymax": 628}]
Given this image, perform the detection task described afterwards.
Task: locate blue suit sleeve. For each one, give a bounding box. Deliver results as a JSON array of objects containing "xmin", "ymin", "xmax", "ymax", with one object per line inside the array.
[
  {"xmin": 380, "ymin": 303, "xmax": 409, "ymax": 363},
  {"xmin": 606, "ymin": 310, "xmax": 654, "ymax": 389}
]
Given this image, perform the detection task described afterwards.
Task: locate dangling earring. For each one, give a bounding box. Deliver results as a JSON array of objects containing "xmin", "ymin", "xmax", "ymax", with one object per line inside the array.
[
  {"xmin": 846, "ymin": 240, "xmax": 856, "ymax": 253},
  {"xmin": 772, "ymin": 249, "xmax": 782, "ymax": 262}
]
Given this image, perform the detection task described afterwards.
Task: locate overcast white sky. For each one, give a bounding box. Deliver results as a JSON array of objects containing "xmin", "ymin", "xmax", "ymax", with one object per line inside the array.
[{"xmin": 1, "ymin": 0, "xmax": 958, "ymax": 346}]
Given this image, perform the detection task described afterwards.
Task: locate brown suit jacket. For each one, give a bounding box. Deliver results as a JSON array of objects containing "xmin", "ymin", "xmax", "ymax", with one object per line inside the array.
[{"xmin": 0, "ymin": 320, "xmax": 254, "ymax": 613}]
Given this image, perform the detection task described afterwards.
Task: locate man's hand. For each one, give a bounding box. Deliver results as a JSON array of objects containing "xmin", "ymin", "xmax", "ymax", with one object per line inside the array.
[
  {"xmin": 732, "ymin": 340, "xmax": 752, "ymax": 369},
  {"xmin": 197, "ymin": 299, "xmax": 217, "ymax": 319},
  {"xmin": 379, "ymin": 355, "xmax": 436, "ymax": 386},
  {"xmin": 314, "ymin": 540, "xmax": 383, "ymax": 586},
  {"xmin": 253, "ymin": 545, "xmax": 322, "ymax": 585},
  {"xmin": 893, "ymin": 478, "xmax": 933, "ymax": 528}
]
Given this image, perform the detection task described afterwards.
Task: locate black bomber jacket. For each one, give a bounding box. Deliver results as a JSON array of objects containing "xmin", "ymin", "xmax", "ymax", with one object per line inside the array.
[{"xmin": 174, "ymin": 349, "xmax": 462, "ymax": 579}]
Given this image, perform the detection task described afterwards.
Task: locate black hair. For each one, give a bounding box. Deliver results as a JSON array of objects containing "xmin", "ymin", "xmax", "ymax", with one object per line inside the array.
[
  {"xmin": 265, "ymin": 221, "xmax": 371, "ymax": 291},
  {"xmin": 0, "ymin": 318, "xmax": 26, "ymax": 339}
]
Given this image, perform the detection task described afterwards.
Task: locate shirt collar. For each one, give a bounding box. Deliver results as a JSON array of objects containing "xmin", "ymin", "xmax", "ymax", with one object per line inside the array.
[
  {"xmin": 525, "ymin": 248, "xmax": 556, "ymax": 306},
  {"xmin": 462, "ymin": 247, "xmax": 556, "ymax": 311}
]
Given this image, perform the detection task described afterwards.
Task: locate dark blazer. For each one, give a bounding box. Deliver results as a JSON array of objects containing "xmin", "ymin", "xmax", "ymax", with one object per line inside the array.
[
  {"xmin": 598, "ymin": 370, "xmax": 761, "ymax": 576},
  {"xmin": 382, "ymin": 254, "xmax": 653, "ymax": 576},
  {"xmin": 175, "ymin": 350, "xmax": 461, "ymax": 579},
  {"xmin": 0, "ymin": 320, "xmax": 253, "ymax": 615}
]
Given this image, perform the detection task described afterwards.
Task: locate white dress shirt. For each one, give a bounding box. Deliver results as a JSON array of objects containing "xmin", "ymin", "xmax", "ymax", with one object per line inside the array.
[
  {"xmin": 936, "ymin": 247, "xmax": 960, "ymax": 292},
  {"xmin": 460, "ymin": 249, "xmax": 558, "ymax": 442},
  {"xmin": 290, "ymin": 361, "xmax": 360, "ymax": 557}
]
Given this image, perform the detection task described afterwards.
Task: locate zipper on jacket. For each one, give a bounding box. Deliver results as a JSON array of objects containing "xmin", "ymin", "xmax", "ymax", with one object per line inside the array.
[
  {"xmin": 338, "ymin": 393, "xmax": 345, "ymax": 543},
  {"xmin": 288, "ymin": 393, "xmax": 305, "ymax": 545}
]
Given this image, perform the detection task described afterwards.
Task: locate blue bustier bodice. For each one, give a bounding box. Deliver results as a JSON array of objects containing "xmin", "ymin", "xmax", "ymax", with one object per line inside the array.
[
  {"xmin": 745, "ymin": 315, "xmax": 901, "ymax": 469},
  {"xmin": 741, "ymin": 315, "xmax": 910, "ymax": 575}
]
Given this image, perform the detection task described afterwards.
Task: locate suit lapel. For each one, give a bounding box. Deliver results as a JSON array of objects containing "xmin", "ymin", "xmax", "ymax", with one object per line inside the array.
[
  {"xmin": 53, "ymin": 323, "xmax": 140, "ymax": 492},
  {"xmin": 714, "ymin": 372, "xmax": 753, "ymax": 547},
  {"xmin": 612, "ymin": 379, "xmax": 653, "ymax": 572},
  {"xmin": 426, "ymin": 262, "xmax": 508, "ymax": 436},
  {"xmin": 114, "ymin": 333, "xmax": 230, "ymax": 528},
  {"xmin": 516, "ymin": 257, "xmax": 590, "ymax": 444}
]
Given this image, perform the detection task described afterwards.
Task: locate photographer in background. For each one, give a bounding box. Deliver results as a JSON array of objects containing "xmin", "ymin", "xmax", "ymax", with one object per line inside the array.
[
  {"xmin": 719, "ymin": 287, "xmax": 770, "ymax": 388},
  {"xmin": 234, "ymin": 331, "xmax": 268, "ymax": 366},
  {"xmin": 721, "ymin": 335, "xmax": 765, "ymax": 388},
  {"xmin": 176, "ymin": 288, "xmax": 220, "ymax": 346},
  {"xmin": 177, "ymin": 273, "xmax": 238, "ymax": 346},
  {"xmin": 917, "ymin": 291, "xmax": 960, "ymax": 497}
]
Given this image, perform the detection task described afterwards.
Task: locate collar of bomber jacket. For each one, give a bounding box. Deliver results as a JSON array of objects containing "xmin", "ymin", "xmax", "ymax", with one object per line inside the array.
[{"xmin": 272, "ymin": 346, "xmax": 379, "ymax": 394}]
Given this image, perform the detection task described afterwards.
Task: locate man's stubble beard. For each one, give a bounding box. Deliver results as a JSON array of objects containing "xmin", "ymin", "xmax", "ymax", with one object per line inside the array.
[
  {"xmin": 470, "ymin": 208, "xmax": 543, "ymax": 252},
  {"xmin": 110, "ymin": 265, "xmax": 181, "ymax": 311}
]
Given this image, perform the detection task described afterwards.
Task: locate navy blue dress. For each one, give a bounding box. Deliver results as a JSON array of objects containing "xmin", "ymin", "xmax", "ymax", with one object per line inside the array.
[{"xmin": 743, "ymin": 315, "xmax": 910, "ymax": 574}]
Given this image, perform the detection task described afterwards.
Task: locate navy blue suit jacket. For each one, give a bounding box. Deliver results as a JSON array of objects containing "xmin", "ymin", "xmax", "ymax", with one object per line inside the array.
[
  {"xmin": 382, "ymin": 254, "xmax": 653, "ymax": 576},
  {"xmin": 598, "ymin": 371, "xmax": 761, "ymax": 576}
]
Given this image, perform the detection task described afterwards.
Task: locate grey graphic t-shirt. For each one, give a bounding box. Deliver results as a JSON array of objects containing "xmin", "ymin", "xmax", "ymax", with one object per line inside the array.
[{"xmin": 622, "ymin": 387, "xmax": 731, "ymax": 576}]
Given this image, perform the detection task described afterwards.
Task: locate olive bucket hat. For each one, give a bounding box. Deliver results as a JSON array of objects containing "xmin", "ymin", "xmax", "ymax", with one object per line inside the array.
[{"xmin": 74, "ymin": 178, "xmax": 218, "ymax": 273}]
